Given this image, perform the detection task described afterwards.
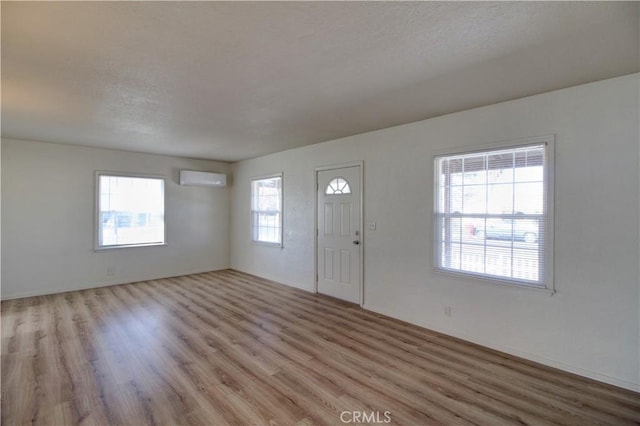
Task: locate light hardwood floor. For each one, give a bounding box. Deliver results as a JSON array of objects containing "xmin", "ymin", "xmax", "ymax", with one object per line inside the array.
[{"xmin": 2, "ymin": 270, "xmax": 639, "ymax": 425}]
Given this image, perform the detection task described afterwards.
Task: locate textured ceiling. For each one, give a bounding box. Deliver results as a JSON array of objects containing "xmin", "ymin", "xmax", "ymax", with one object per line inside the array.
[{"xmin": 2, "ymin": 2, "xmax": 638, "ymax": 162}]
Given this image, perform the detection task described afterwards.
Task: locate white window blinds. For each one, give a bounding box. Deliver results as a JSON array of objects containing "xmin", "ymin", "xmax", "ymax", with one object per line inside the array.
[
  {"xmin": 251, "ymin": 174, "xmax": 283, "ymax": 245},
  {"xmin": 435, "ymin": 141, "xmax": 553, "ymax": 289}
]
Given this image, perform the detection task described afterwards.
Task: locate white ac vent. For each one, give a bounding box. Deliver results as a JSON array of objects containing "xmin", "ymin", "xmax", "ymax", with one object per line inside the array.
[{"xmin": 180, "ymin": 170, "xmax": 227, "ymax": 187}]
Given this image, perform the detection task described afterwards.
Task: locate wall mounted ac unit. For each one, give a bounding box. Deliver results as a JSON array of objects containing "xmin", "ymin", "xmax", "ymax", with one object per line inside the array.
[{"xmin": 179, "ymin": 170, "xmax": 227, "ymax": 187}]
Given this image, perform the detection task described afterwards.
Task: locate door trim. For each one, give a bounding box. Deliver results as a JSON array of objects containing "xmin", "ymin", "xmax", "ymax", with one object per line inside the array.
[{"xmin": 314, "ymin": 161, "xmax": 364, "ymax": 306}]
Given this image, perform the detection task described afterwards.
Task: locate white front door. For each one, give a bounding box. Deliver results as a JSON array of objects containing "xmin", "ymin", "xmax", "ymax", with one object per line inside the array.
[{"xmin": 317, "ymin": 166, "xmax": 361, "ymax": 304}]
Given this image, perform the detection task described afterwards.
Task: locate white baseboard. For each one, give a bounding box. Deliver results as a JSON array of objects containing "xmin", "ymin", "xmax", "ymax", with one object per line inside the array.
[
  {"xmin": 0, "ymin": 267, "xmax": 229, "ymax": 301},
  {"xmin": 230, "ymin": 266, "xmax": 315, "ymax": 293},
  {"xmin": 362, "ymin": 303, "xmax": 640, "ymax": 393}
]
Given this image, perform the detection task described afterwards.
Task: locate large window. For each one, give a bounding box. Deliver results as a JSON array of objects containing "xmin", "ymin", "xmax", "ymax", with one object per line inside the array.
[
  {"xmin": 251, "ymin": 174, "xmax": 283, "ymax": 245},
  {"xmin": 96, "ymin": 173, "xmax": 165, "ymax": 249},
  {"xmin": 434, "ymin": 138, "xmax": 553, "ymax": 290}
]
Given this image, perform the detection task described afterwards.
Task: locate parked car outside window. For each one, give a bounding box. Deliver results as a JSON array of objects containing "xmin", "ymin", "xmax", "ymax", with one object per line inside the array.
[{"xmin": 476, "ymin": 218, "xmax": 539, "ymax": 243}]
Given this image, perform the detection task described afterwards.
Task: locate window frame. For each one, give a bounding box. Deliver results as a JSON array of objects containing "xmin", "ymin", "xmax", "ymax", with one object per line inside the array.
[
  {"xmin": 250, "ymin": 172, "xmax": 284, "ymax": 247},
  {"xmin": 95, "ymin": 171, "xmax": 167, "ymax": 251},
  {"xmin": 432, "ymin": 136, "xmax": 555, "ymax": 293}
]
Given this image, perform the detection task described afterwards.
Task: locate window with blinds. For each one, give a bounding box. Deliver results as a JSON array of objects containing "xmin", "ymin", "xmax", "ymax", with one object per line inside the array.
[
  {"xmin": 434, "ymin": 138, "xmax": 553, "ymax": 290},
  {"xmin": 251, "ymin": 174, "xmax": 283, "ymax": 246}
]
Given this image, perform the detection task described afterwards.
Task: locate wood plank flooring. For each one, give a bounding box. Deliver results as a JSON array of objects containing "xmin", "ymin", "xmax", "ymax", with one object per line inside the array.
[{"xmin": 2, "ymin": 270, "xmax": 639, "ymax": 425}]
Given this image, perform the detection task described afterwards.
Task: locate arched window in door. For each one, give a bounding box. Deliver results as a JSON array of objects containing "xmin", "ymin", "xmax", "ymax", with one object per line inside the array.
[{"xmin": 325, "ymin": 177, "xmax": 351, "ymax": 195}]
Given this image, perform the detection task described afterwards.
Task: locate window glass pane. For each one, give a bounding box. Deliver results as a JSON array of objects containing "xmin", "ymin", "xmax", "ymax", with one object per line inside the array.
[
  {"xmin": 326, "ymin": 177, "xmax": 352, "ymax": 195},
  {"xmin": 515, "ymin": 149, "xmax": 544, "ymax": 182},
  {"xmin": 98, "ymin": 175, "xmax": 165, "ymax": 248},
  {"xmin": 449, "ymin": 186, "xmax": 463, "ymax": 213},
  {"xmin": 488, "ymin": 152, "xmax": 514, "ymax": 183},
  {"xmin": 462, "ymin": 216, "xmax": 485, "ymax": 241},
  {"xmin": 452, "ymin": 217, "xmax": 464, "ymax": 243},
  {"xmin": 462, "ymin": 155, "xmax": 485, "ymax": 177},
  {"xmin": 514, "ymin": 182, "xmax": 543, "ymax": 214},
  {"xmin": 484, "ymin": 245, "xmax": 513, "ymax": 278},
  {"xmin": 441, "ymin": 242, "xmax": 462, "ymax": 270},
  {"xmin": 511, "ymin": 248, "xmax": 539, "ymax": 281},
  {"xmin": 487, "ymin": 183, "xmax": 513, "ymax": 214},
  {"xmin": 461, "ymin": 184, "xmax": 486, "ymax": 214},
  {"xmin": 486, "ymin": 218, "xmax": 514, "ymax": 241},
  {"xmin": 460, "ymin": 243, "xmax": 485, "ymax": 274},
  {"xmin": 449, "ymin": 159, "xmax": 463, "ymax": 185}
]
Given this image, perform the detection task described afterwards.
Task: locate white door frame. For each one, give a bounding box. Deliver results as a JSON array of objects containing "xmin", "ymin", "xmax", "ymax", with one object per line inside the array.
[{"xmin": 314, "ymin": 161, "xmax": 364, "ymax": 306}]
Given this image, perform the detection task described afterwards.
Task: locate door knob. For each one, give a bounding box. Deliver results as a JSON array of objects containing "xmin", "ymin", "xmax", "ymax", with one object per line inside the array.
[{"xmin": 353, "ymin": 240, "xmax": 360, "ymax": 245}]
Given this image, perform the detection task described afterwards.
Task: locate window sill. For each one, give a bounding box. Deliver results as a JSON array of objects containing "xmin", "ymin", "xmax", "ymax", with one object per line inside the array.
[
  {"xmin": 251, "ymin": 240, "xmax": 283, "ymax": 248},
  {"xmin": 433, "ymin": 267, "xmax": 555, "ymax": 295},
  {"xmin": 95, "ymin": 243, "xmax": 167, "ymax": 251}
]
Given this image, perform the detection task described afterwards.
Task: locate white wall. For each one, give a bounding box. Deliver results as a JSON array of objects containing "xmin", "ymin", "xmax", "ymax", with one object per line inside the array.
[
  {"xmin": 2, "ymin": 139, "xmax": 230, "ymax": 299},
  {"xmin": 231, "ymin": 74, "xmax": 640, "ymax": 391}
]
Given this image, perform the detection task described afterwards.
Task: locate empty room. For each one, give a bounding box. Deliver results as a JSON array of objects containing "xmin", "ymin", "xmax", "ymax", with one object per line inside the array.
[{"xmin": 2, "ymin": 2, "xmax": 639, "ymax": 425}]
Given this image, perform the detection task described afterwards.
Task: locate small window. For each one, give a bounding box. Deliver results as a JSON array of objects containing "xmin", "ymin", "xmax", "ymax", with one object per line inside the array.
[
  {"xmin": 251, "ymin": 174, "xmax": 283, "ymax": 245},
  {"xmin": 326, "ymin": 177, "xmax": 351, "ymax": 195},
  {"xmin": 434, "ymin": 138, "xmax": 553, "ymax": 290},
  {"xmin": 96, "ymin": 173, "xmax": 165, "ymax": 249}
]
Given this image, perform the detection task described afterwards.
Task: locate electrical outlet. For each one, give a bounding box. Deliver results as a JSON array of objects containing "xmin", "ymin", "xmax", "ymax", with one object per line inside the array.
[
  {"xmin": 368, "ymin": 222, "xmax": 377, "ymax": 231},
  {"xmin": 107, "ymin": 266, "xmax": 116, "ymax": 276},
  {"xmin": 444, "ymin": 306, "xmax": 452, "ymax": 317}
]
